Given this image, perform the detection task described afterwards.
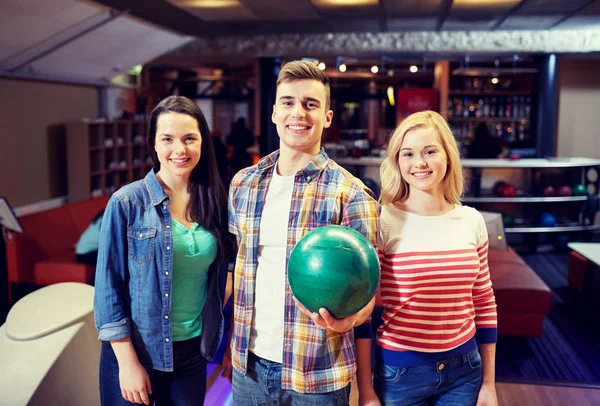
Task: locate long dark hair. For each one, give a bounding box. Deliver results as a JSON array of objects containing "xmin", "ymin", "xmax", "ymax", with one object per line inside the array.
[{"xmin": 147, "ymin": 96, "xmax": 234, "ymax": 261}]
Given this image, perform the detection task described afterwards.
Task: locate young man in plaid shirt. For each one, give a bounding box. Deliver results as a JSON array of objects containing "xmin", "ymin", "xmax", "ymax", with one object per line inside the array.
[{"xmin": 224, "ymin": 60, "xmax": 380, "ymax": 404}]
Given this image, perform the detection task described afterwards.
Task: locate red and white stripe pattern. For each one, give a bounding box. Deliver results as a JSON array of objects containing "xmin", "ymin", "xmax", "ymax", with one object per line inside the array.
[{"xmin": 376, "ymin": 205, "xmax": 497, "ymax": 353}]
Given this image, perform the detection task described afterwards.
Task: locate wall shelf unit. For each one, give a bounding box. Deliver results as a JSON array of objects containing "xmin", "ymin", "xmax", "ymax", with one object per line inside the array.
[
  {"xmin": 336, "ymin": 157, "xmax": 600, "ymax": 244},
  {"xmin": 66, "ymin": 120, "xmax": 153, "ymax": 202}
]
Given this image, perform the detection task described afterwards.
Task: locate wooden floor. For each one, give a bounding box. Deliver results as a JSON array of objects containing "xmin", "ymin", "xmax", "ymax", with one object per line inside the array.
[
  {"xmin": 496, "ymin": 382, "xmax": 600, "ymax": 406},
  {"xmin": 205, "ymin": 363, "xmax": 600, "ymax": 406}
]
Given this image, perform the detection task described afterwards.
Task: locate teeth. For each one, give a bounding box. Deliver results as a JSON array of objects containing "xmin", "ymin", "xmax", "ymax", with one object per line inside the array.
[
  {"xmin": 289, "ymin": 125, "xmax": 308, "ymax": 131},
  {"xmin": 171, "ymin": 159, "xmax": 188, "ymax": 163},
  {"xmin": 412, "ymin": 172, "xmax": 432, "ymax": 178}
]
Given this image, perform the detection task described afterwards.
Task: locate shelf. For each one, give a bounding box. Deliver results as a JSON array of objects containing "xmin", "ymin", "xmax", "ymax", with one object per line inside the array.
[
  {"xmin": 462, "ymin": 157, "xmax": 600, "ymax": 168},
  {"xmin": 67, "ymin": 120, "xmax": 149, "ymax": 201},
  {"xmin": 464, "ymin": 195, "xmax": 588, "ymax": 203},
  {"xmin": 449, "ymin": 91, "xmax": 531, "ymax": 96},
  {"xmin": 506, "ymin": 224, "xmax": 600, "ymax": 233},
  {"xmin": 336, "ymin": 156, "xmax": 600, "ymax": 168},
  {"xmin": 448, "ymin": 117, "xmax": 529, "ymax": 122},
  {"xmin": 132, "ymin": 164, "xmax": 153, "ymax": 170}
]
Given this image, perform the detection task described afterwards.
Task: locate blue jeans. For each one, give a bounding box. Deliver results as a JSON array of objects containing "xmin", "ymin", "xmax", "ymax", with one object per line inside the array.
[
  {"xmin": 232, "ymin": 352, "xmax": 350, "ymax": 405},
  {"xmin": 374, "ymin": 348, "xmax": 483, "ymax": 406},
  {"xmin": 100, "ymin": 337, "xmax": 207, "ymax": 406}
]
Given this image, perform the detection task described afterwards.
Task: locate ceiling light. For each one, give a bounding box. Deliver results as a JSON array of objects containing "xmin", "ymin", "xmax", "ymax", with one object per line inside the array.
[
  {"xmin": 318, "ymin": 62, "xmax": 326, "ymax": 70},
  {"xmin": 453, "ymin": 0, "xmax": 518, "ymax": 7},
  {"xmin": 177, "ymin": 0, "xmax": 240, "ymax": 7},
  {"xmin": 491, "ymin": 77, "xmax": 499, "ymax": 84},
  {"xmin": 312, "ymin": 0, "xmax": 378, "ymax": 6},
  {"xmin": 387, "ymin": 69, "xmax": 394, "ymax": 77},
  {"xmin": 339, "ymin": 63, "xmax": 346, "ymax": 72},
  {"xmin": 371, "ymin": 65, "xmax": 379, "ymax": 74},
  {"xmin": 409, "ymin": 65, "xmax": 418, "ymax": 73},
  {"xmin": 128, "ymin": 64, "xmax": 142, "ymax": 75},
  {"xmin": 387, "ymin": 86, "xmax": 395, "ymax": 106}
]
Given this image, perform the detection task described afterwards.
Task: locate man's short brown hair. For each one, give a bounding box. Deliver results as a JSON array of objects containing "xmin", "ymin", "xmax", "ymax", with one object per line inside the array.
[{"xmin": 276, "ymin": 60, "xmax": 331, "ymax": 110}]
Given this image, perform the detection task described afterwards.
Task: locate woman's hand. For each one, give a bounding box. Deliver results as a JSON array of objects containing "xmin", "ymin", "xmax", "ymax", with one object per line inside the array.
[
  {"xmin": 476, "ymin": 382, "xmax": 498, "ymax": 406},
  {"xmin": 221, "ymin": 344, "xmax": 233, "ymax": 383},
  {"xmin": 119, "ymin": 362, "xmax": 152, "ymax": 405},
  {"xmin": 111, "ymin": 338, "xmax": 152, "ymax": 405},
  {"xmin": 119, "ymin": 359, "xmax": 152, "ymax": 405},
  {"xmin": 358, "ymin": 386, "xmax": 382, "ymax": 406}
]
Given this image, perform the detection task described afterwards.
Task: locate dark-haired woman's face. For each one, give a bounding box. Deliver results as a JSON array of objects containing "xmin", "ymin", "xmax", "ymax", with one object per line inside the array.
[{"xmin": 154, "ymin": 112, "xmax": 202, "ymax": 183}]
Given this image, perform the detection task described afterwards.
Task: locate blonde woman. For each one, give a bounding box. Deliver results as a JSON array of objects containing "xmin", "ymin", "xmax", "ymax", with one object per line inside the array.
[{"xmin": 357, "ymin": 111, "xmax": 498, "ymax": 406}]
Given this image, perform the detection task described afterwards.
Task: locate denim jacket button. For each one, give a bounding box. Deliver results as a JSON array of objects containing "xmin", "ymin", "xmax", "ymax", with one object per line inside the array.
[
  {"xmin": 165, "ymin": 293, "xmax": 169, "ymax": 297},
  {"xmin": 164, "ymin": 315, "xmax": 168, "ymax": 319},
  {"xmin": 166, "ymin": 225, "xmax": 170, "ymax": 229},
  {"xmin": 165, "ymin": 272, "xmax": 169, "ymax": 276},
  {"xmin": 167, "ymin": 246, "xmax": 171, "ymax": 250},
  {"xmin": 165, "ymin": 338, "xmax": 169, "ymax": 342}
]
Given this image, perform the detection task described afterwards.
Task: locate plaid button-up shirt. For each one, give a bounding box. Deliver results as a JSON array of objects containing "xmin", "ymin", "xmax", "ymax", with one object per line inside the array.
[{"xmin": 227, "ymin": 148, "xmax": 380, "ymax": 394}]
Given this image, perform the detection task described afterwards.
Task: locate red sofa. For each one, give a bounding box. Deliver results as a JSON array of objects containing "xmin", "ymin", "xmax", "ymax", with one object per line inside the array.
[
  {"xmin": 488, "ymin": 246, "xmax": 552, "ymax": 337},
  {"xmin": 5, "ymin": 196, "xmax": 109, "ymax": 302}
]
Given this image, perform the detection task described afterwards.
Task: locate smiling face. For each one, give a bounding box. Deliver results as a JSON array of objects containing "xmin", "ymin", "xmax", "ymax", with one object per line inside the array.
[
  {"xmin": 272, "ymin": 79, "xmax": 333, "ymax": 155},
  {"xmin": 154, "ymin": 112, "xmax": 202, "ymax": 184},
  {"xmin": 398, "ymin": 127, "xmax": 448, "ymax": 196}
]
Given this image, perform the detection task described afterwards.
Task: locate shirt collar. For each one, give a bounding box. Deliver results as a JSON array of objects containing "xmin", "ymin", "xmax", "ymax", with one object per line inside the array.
[
  {"xmin": 257, "ymin": 147, "xmax": 330, "ymax": 180},
  {"xmin": 144, "ymin": 169, "xmax": 169, "ymax": 207}
]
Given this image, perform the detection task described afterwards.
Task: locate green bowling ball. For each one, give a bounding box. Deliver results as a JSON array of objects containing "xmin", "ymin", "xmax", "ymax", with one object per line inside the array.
[
  {"xmin": 288, "ymin": 225, "xmax": 380, "ymax": 319},
  {"xmin": 572, "ymin": 184, "xmax": 587, "ymax": 196}
]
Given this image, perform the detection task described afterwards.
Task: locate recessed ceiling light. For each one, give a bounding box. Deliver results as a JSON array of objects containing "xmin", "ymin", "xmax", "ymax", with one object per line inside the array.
[
  {"xmin": 312, "ymin": 0, "xmax": 378, "ymax": 6},
  {"xmin": 175, "ymin": 0, "xmax": 240, "ymax": 7}
]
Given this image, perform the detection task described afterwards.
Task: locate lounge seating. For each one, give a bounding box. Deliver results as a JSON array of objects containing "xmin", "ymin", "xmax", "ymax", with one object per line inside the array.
[{"xmin": 5, "ymin": 196, "xmax": 109, "ymax": 302}]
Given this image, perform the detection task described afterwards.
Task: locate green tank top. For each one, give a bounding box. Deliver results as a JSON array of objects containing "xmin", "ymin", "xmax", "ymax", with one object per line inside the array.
[{"xmin": 171, "ymin": 219, "xmax": 217, "ymax": 342}]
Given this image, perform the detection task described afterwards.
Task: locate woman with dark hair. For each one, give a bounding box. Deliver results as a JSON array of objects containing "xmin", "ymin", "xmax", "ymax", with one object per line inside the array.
[{"xmin": 94, "ymin": 96, "xmax": 234, "ymax": 405}]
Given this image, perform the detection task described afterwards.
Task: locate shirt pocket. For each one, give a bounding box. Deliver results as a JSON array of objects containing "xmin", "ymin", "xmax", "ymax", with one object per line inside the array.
[{"xmin": 127, "ymin": 227, "xmax": 157, "ymax": 263}]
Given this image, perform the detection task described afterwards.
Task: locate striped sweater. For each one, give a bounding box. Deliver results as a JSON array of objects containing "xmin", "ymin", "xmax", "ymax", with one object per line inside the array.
[{"xmin": 376, "ymin": 204, "xmax": 497, "ymax": 367}]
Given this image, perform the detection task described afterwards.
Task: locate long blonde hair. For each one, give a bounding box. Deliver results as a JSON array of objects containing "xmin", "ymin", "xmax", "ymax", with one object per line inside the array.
[{"xmin": 379, "ymin": 110, "xmax": 464, "ymax": 206}]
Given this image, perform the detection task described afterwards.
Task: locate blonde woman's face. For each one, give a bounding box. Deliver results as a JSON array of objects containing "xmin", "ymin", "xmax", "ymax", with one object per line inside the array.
[{"xmin": 397, "ymin": 127, "xmax": 448, "ymax": 194}]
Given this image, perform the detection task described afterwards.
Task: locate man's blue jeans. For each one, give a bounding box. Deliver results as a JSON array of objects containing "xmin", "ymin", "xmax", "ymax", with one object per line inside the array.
[
  {"xmin": 100, "ymin": 337, "xmax": 207, "ymax": 406},
  {"xmin": 232, "ymin": 352, "xmax": 350, "ymax": 405},
  {"xmin": 374, "ymin": 348, "xmax": 483, "ymax": 406}
]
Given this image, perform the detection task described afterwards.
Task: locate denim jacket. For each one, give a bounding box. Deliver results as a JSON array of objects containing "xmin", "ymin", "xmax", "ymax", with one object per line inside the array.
[{"xmin": 94, "ymin": 170, "xmax": 229, "ymax": 372}]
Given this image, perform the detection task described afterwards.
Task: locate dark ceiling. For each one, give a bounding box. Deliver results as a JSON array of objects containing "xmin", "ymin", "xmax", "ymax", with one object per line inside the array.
[{"xmin": 91, "ymin": 0, "xmax": 600, "ymax": 38}]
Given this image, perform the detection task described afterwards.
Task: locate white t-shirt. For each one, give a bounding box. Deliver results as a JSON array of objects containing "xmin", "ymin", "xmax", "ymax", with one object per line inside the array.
[{"xmin": 249, "ymin": 168, "xmax": 294, "ymax": 362}]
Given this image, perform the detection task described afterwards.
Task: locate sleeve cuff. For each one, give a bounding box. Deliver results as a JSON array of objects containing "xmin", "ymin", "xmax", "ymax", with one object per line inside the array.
[
  {"xmin": 353, "ymin": 321, "xmax": 372, "ymax": 339},
  {"xmin": 97, "ymin": 318, "xmax": 131, "ymax": 342},
  {"xmin": 475, "ymin": 327, "xmax": 497, "ymax": 344}
]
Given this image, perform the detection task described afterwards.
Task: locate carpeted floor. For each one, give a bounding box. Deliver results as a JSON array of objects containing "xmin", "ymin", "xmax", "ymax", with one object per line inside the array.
[{"xmin": 495, "ymin": 252, "xmax": 600, "ymax": 387}]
